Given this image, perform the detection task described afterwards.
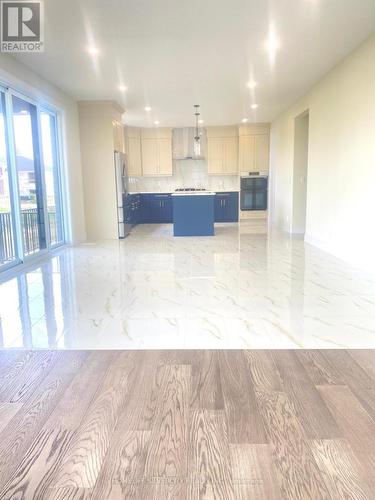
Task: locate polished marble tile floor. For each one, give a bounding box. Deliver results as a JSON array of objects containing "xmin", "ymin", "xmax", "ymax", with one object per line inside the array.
[{"xmin": 1, "ymin": 222, "xmax": 375, "ymax": 349}]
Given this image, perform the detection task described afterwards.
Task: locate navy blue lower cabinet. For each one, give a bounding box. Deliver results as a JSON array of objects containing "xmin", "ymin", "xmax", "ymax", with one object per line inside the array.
[
  {"xmin": 172, "ymin": 194, "xmax": 215, "ymax": 236},
  {"xmin": 214, "ymin": 192, "xmax": 239, "ymax": 222},
  {"xmin": 140, "ymin": 193, "xmax": 173, "ymax": 223}
]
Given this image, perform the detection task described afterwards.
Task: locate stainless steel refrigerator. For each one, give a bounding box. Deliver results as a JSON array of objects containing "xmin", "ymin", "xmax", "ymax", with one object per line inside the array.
[{"xmin": 114, "ymin": 151, "xmax": 131, "ymax": 238}]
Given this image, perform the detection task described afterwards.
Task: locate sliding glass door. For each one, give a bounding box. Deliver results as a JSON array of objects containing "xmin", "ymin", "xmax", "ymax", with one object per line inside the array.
[
  {"xmin": 0, "ymin": 87, "xmax": 65, "ymax": 272},
  {"xmin": 40, "ymin": 110, "xmax": 64, "ymax": 247},
  {"xmin": 0, "ymin": 91, "xmax": 18, "ymax": 267},
  {"xmin": 12, "ymin": 95, "xmax": 47, "ymax": 257}
]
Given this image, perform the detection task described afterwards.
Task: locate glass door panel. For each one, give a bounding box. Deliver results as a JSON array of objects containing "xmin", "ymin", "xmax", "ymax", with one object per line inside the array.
[
  {"xmin": 40, "ymin": 110, "xmax": 64, "ymax": 246},
  {"xmin": 254, "ymin": 190, "xmax": 268, "ymax": 210},
  {"xmin": 240, "ymin": 191, "xmax": 254, "ymax": 211},
  {"xmin": 0, "ymin": 91, "xmax": 18, "ymax": 268},
  {"xmin": 12, "ymin": 95, "xmax": 46, "ymax": 257}
]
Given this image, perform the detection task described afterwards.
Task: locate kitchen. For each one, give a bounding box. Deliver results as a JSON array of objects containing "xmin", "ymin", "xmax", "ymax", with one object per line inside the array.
[{"xmin": 114, "ymin": 114, "xmax": 270, "ymax": 238}]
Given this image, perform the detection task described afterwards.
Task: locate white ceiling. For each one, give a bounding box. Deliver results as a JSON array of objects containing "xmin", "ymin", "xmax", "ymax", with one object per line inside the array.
[{"xmin": 13, "ymin": 0, "xmax": 375, "ymax": 127}]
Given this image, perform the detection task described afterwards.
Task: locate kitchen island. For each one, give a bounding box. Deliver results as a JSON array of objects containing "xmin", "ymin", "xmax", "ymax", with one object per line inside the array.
[{"xmin": 172, "ymin": 192, "xmax": 215, "ymax": 236}]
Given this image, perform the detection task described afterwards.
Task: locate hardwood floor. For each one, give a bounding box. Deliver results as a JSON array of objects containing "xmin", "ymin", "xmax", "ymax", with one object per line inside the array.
[{"xmin": 0, "ymin": 350, "xmax": 375, "ymax": 499}]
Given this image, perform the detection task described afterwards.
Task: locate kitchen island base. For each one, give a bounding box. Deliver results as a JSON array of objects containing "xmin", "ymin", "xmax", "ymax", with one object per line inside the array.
[{"xmin": 172, "ymin": 193, "xmax": 215, "ymax": 236}]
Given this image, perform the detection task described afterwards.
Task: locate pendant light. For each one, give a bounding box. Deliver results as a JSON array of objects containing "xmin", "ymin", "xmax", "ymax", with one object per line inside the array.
[{"xmin": 193, "ymin": 104, "xmax": 201, "ymax": 157}]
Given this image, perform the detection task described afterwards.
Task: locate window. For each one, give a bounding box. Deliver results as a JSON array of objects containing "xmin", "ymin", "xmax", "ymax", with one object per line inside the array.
[{"xmin": 0, "ymin": 86, "xmax": 65, "ymax": 272}]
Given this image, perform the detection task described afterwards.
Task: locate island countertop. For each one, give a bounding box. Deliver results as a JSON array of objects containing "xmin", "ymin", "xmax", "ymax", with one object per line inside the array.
[{"xmin": 171, "ymin": 191, "xmax": 216, "ymax": 196}]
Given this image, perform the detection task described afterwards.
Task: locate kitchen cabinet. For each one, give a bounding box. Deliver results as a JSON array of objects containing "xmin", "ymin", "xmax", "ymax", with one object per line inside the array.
[
  {"xmin": 125, "ymin": 128, "xmax": 142, "ymax": 177},
  {"xmin": 214, "ymin": 192, "xmax": 239, "ymax": 222},
  {"xmin": 124, "ymin": 194, "xmax": 141, "ymax": 225},
  {"xmin": 206, "ymin": 126, "xmax": 239, "ymax": 175},
  {"xmin": 113, "ymin": 120, "xmax": 124, "ymax": 153},
  {"xmin": 254, "ymin": 134, "xmax": 269, "ymax": 171},
  {"xmin": 141, "ymin": 128, "xmax": 173, "ymax": 176},
  {"xmin": 238, "ymin": 124, "xmax": 270, "ymax": 173},
  {"xmin": 141, "ymin": 193, "xmax": 173, "ymax": 223},
  {"xmin": 239, "ymin": 134, "xmax": 269, "ymax": 172}
]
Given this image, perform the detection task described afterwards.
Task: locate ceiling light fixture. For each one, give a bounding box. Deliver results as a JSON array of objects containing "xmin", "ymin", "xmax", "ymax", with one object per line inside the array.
[
  {"xmin": 251, "ymin": 104, "xmax": 258, "ymax": 109},
  {"xmin": 154, "ymin": 120, "xmax": 160, "ymax": 125},
  {"xmin": 265, "ymin": 24, "xmax": 280, "ymax": 65},
  {"xmin": 145, "ymin": 106, "xmax": 152, "ymax": 112},
  {"xmin": 198, "ymin": 119, "xmax": 204, "ymax": 124},
  {"xmin": 118, "ymin": 85, "xmax": 127, "ymax": 92},
  {"xmin": 241, "ymin": 118, "xmax": 248, "ymax": 123},
  {"xmin": 87, "ymin": 46, "xmax": 100, "ymax": 55},
  {"xmin": 247, "ymin": 81, "xmax": 257, "ymax": 89}
]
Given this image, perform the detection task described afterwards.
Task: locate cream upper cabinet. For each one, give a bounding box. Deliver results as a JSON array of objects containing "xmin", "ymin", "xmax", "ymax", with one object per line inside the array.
[
  {"xmin": 127, "ymin": 136, "xmax": 142, "ymax": 176},
  {"xmin": 238, "ymin": 124, "xmax": 270, "ymax": 172},
  {"xmin": 113, "ymin": 120, "xmax": 124, "ymax": 153},
  {"xmin": 140, "ymin": 129, "xmax": 173, "ymax": 177},
  {"xmin": 206, "ymin": 126, "xmax": 239, "ymax": 175},
  {"xmin": 239, "ymin": 135, "xmax": 255, "ymax": 171},
  {"xmin": 254, "ymin": 134, "xmax": 270, "ymax": 171},
  {"xmin": 207, "ymin": 138, "xmax": 224, "ymax": 174},
  {"xmin": 158, "ymin": 138, "xmax": 173, "ymax": 176},
  {"xmin": 141, "ymin": 138, "xmax": 159, "ymax": 176},
  {"xmin": 223, "ymin": 137, "xmax": 238, "ymax": 174}
]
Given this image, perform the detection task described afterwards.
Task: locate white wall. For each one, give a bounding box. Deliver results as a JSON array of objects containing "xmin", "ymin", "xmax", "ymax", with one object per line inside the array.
[
  {"xmin": 292, "ymin": 113, "xmax": 309, "ymax": 234},
  {"xmin": 270, "ymin": 33, "xmax": 375, "ymax": 269},
  {"xmin": 78, "ymin": 101, "xmax": 123, "ymax": 241},
  {"xmin": 0, "ymin": 53, "xmax": 86, "ymax": 245}
]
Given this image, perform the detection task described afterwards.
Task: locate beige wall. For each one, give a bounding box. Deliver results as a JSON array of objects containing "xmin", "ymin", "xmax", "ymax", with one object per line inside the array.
[
  {"xmin": 78, "ymin": 101, "xmax": 123, "ymax": 240},
  {"xmin": 0, "ymin": 53, "xmax": 86, "ymax": 245},
  {"xmin": 270, "ymin": 33, "xmax": 375, "ymax": 269}
]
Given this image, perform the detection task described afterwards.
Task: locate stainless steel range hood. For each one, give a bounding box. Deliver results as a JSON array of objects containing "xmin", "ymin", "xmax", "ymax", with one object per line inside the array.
[{"xmin": 172, "ymin": 127, "xmax": 206, "ymax": 160}]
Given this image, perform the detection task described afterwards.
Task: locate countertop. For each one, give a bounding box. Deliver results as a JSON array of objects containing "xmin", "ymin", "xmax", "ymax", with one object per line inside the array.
[
  {"xmin": 171, "ymin": 192, "xmax": 216, "ymax": 196},
  {"xmin": 127, "ymin": 190, "xmax": 238, "ymax": 195}
]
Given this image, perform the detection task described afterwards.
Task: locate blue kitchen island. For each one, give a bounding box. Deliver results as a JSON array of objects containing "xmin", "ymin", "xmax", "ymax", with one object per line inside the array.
[{"xmin": 172, "ymin": 192, "xmax": 215, "ymax": 236}]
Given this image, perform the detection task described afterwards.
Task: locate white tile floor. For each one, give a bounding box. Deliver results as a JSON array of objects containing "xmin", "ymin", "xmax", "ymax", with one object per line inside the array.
[{"xmin": 1, "ymin": 221, "xmax": 375, "ymax": 349}]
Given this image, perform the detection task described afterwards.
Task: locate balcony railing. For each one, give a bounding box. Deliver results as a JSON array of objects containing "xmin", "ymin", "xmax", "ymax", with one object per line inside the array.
[
  {"xmin": 0, "ymin": 211, "xmax": 15, "ymax": 265},
  {"xmin": 0, "ymin": 208, "xmax": 58, "ymax": 266}
]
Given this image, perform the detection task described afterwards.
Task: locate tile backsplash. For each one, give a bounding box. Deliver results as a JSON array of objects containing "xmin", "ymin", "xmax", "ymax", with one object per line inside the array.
[{"xmin": 128, "ymin": 159, "xmax": 239, "ymax": 193}]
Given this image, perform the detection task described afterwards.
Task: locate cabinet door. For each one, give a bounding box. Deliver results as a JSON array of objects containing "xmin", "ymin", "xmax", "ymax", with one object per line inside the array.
[
  {"xmin": 158, "ymin": 139, "xmax": 173, "ymax": 176},
  {"xmin": 207, "ymin": 138, "xmax": 224, "ymax": 174},
  {"xmin": 214, "ymin": 195, "xmax": 225, "ymax": 221},
  {"xmin": 224, "ymin": 193, "xmax": 239, "ymax": 221},
  {"xmin": 163, "ymin": 195, "xmax": 173, "ymax": 222},
  {"xmin": 141, "ymin": 139, "xmax": 159, "ymax": 176},
  {"xmin": 254, "ymin": 134, "xmax": 269, "ymax": 171},
  {"xmin": 127, "ymin": 137, "xmax": 142, "ymax": 176},
  {"xmin": 223, "ymin": 138, "xmax": 238, "ymax": 174},
  {"xmin": 239, "ymin": 136, "xmax": 255, "ymax": 172}
]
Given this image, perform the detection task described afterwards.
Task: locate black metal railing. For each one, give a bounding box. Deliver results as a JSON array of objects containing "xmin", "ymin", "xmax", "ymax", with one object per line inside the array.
[
  {"xmin": 0, "ymin": 211, "xmax": 15, "ymax": 265},
  {"xmin": 21, "ymin": 208, "xmax": 40, "ymax": 256},
  {"xmin": 0, "ymin": 208, "xmax": 58, "ymax": 266}
]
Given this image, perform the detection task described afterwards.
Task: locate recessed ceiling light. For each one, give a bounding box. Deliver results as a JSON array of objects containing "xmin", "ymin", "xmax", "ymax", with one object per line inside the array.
[
  {"xmin": 144, "ymin": 106, "xmax": 152, "ymax": 112},
  {"xmin": 154, "ymin": 120, "xmax": 160, "ymax": 125},
  {"xmin": 251, "ymin": 104, "xmax": 258, "ymax": 109},
  {"xmin": 118, "ymin": 85, "xmax": 127, "ymax": 92},
  {"xmin": 87, "ymin": 46, "xmax": 100, "ymax": 55},
  {"xmin": 241, "ymin": 118, "xmax": 248, "ymax": 123},
  {"xmin": 198, "ymin": 119, "xmax": 204, "ymax": 124},
  {"xmin": 265, "ymin": 24, "xmax": 280, "ymax": 64},
  {"xmin": 247, "ymin": 81, "xmax": 257, "ymax": 89}
]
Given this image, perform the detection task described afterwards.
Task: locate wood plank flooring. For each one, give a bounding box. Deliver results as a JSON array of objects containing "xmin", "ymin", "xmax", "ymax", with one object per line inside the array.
[{"xmin": 0, "ymin": 350, "xmax": 375, "ymax": 499}]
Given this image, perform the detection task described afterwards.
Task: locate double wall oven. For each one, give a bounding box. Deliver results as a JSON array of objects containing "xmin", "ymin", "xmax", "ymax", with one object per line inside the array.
[{"xmin": 240, "ymin": 173, "xmax": 268, "ymax": 211}]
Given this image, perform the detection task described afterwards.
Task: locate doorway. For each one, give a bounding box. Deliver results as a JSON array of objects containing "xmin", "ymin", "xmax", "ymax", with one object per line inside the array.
[{"xmin": 292, "ymin": 111, "xmax": 309, "ymax": 235}]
